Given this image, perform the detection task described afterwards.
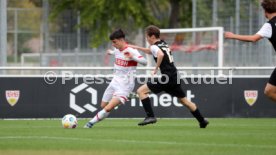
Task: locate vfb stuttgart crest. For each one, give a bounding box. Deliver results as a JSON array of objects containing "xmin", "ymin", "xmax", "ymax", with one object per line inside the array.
[
  {"xmin": 6, "ymin": 90, "xmax": 20, "ymax": 106},
  {"xmin": 244, "ymin": 90, "xmax": 258, "ymax": 106}
]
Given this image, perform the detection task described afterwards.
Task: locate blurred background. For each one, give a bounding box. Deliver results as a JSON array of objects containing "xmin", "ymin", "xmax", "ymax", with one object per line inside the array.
[{"xmin": 0, "ymin": 0, "xmax": 273, "ymax": 75}]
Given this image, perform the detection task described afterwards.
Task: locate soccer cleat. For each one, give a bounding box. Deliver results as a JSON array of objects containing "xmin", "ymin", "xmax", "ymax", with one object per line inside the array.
[
  {"xmin": 83, "ymin": 122, "xmax": 94, "ymax": 128},
  {"xmin": 199, "ymin": 119, "xmax": 209, "ymax": 128},
  {"xmin": 138, "ymin": 117, "xmax": 157, "ymax": 126}
]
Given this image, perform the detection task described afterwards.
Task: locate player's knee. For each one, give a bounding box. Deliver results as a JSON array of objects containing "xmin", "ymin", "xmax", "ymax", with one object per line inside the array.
[
  {"xmin": 101, "ymin": 102, "xmax": 107, "ymax": 108},
  {"xmin": 137, "ymin": 87, "xmax": 143, "ymax": 95},
  {"xmin": 264, "ymin": 88, "xmax": 272, "ymax": 98},
  {"xmin": 264, "ymin": 87, "xmax": 276, "ymax": 99}
]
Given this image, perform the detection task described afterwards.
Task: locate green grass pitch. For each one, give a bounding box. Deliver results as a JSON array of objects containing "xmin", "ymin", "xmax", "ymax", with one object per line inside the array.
[{"xmin": 0, "ymin": 118, "xmax": 276, "ymax": 155}]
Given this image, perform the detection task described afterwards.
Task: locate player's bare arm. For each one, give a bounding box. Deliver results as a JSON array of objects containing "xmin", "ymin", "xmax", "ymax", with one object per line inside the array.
[
  {"xmin": 128, "ymin": 44, "xmax": 152, "ymax": 54},
  {"xmin": 153, "ymin": 50, "xmax": 164, "ymax": 75},
  {"xmin": 224, "ymin": 32, "xmax": 263, "ymax": 42},
  {"xmin": 106, "ymin": 49, "xmax": 115, "ymax": 55}
]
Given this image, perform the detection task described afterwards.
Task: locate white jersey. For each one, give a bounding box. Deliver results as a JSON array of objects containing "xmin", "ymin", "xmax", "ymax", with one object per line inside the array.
[
  {"xmin": 113, "ymin": 46, "xmax": 143, "ymax": 75},
  {"xmin": 102, "ymin": 46, "xmax": 145, "ymax": 104},
  {"xmin": 257, "ymin": 23, "xmax": 272, "ymax": 38}
]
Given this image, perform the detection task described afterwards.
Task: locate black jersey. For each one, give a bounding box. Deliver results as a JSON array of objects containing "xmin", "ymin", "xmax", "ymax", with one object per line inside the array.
[
  {"xmin": 148, "ymin": 40, "xmax": 185, "ymax": 97},
  {"xmin": 152, "ymin": 40, "xmax": 178, "ymax": 77},
  {"xmin": 268, "ymin": 16, "xmax": 276, "ymax": 51}
]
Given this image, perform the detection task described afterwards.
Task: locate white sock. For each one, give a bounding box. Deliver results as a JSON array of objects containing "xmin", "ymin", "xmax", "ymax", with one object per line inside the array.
[{"xmin": 89, "ymin": 109, "xmax": 110, "ymax": 125}]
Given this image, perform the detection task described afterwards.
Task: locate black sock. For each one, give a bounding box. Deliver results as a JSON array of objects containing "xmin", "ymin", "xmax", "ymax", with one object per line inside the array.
[
  {"xmin": 141, "ymin": 97, "xmax": 155, "ymax": 117},
  {"xmin": 191, "ymin": 108, "xmax": 205, "ymax": 123}
]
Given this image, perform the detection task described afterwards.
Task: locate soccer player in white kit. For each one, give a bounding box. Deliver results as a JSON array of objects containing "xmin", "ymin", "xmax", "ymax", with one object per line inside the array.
[
  {"xmin": 225, "ymin": 0, "xmax": 276, "ymax": 102},
  {"xmin": 84, "ymin": 29, "xmax": 147, "ymax": 128}
]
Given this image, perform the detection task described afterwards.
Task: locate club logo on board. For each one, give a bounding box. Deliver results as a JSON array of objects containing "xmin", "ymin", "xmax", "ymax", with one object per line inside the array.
[
  {"xmin": 244, "ymin": 90, "xmax": 258, "ymax": 106},
  {"xmin": 5, "ymin": 90, "xmax": 20, "ymax": 106}
]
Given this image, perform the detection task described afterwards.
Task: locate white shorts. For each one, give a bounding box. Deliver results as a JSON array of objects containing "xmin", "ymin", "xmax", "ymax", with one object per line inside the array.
[{"xmin": 102, "ymin": 77, "xmax": 135, "ymax": 104}]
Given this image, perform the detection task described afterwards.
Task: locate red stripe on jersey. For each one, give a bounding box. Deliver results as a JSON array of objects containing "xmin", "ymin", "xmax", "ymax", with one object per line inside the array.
[
  {"xmin": 115, "ymin": 58, "xmax": 138, "ymax": 67},
  {"xmin": 138, "ymin": 56, "xmax": 143, "ymax": 58}
]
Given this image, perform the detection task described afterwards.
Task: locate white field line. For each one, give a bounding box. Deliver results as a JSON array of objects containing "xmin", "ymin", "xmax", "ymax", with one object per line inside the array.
[
  {"xmin": 1, "ymin": 123, "xmax": 276, "ymax": 128},
  {"xmin": 0, "ymin": 125, "xmax": 275, "ymax": 138},
  {"xmin": 0, "ymin": 136, "xmax": 275, "ymax": 150}
]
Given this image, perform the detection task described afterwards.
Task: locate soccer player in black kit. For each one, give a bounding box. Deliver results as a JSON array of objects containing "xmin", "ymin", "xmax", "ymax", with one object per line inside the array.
[
  {"xmin": 129, "ymin": 25, "xmax": 209, "ymax": 128},
  {"xmin": 225, "ymin": 0, "xmax": 276, "ymax": 102}
]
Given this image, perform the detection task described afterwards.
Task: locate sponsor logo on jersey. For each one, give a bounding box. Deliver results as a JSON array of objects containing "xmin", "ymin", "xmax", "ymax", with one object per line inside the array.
[
  {"xmin": 5, "ymin": 90, "xmax": 20, "ymax": 106},
  {"xmin": 115, "ymin": 58, "xmax": 137, "ymax": 67},
  {"xmin": 244, "ymin": 90, "xmax": 258, "ymax": 106}
]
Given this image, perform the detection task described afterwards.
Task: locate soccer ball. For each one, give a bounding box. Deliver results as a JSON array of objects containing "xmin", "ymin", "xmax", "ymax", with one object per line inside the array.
[{"xmin": 62, "ymin": 114, "xmax": 78, "ymax": 129}]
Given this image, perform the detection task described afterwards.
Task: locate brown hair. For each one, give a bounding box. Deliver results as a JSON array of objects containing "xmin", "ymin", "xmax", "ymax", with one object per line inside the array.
[
  {"xmin": 261, "ymin": 0, "xmax": 276, "ymax": 13},
  {"xmin": 145, "ymin": 25, "xmax": 160, "ymax": 38}
]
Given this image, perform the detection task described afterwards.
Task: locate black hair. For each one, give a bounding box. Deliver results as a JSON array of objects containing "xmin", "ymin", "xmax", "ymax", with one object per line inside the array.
[{"xmin": 109, "ymin": 29, "xmax": 125, "ymax": 40}]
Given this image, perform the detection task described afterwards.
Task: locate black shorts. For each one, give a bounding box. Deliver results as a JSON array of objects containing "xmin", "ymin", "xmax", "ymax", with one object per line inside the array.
[
  {"xmin": 147, "ymin": 77, "xmax": 186, "ymax": 98},
  {"xmin": 269, "ymin": 67, "xmax": 276, "ymax": 86}
]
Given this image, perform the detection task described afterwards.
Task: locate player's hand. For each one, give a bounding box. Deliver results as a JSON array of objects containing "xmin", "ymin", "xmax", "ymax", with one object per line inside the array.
[
  {"xmin": 151, "ymin": 68, "xmax": 158, "ymax": 76},
  {"xmin": 106, "ymin": 49, "xmax": 115, "ymax": 55},
  {"xmin": 124, "ymin": 51, "xmax": 133, "ymax": 60},
  {"xmin": 224, "ymin": 32, "xmax": 235, "ymax": 39}
]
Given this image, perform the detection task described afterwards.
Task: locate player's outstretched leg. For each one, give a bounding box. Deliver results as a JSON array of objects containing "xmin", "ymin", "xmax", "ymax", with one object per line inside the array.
[
  {"xmin": 138, "ymin": 97, "xmax": 157, "ymax": 126},
  {"xmin": 137, "ymin": 85, "xmax": 157, "ymax": 126},
  {"xmin": 84, "ymin": 98, "xmax": 120, "ymax": 128},
  {"xmin": 83, "ymin": 122, "xmax": 94, "ymax": 128},
  {"xmin": 264, "ymin": 83, "xmax": 276, "ymax": 102},
  {"xmin": 84, "ymin": 109, "xmax": 110, "ymax": 128},
  {"xmin": 138, "ymin": 116, "xmax": 157, "ymax": 126},
  {"xmin": 191, "ymin": 109, "xmax": 209, "ymax": 128},
  {"xmin": 180, "ymin": 97, "xmax": 209, "ymax": 128},
  {"xmin": 198, "ymin": 118, "xmax": 209, "ymax": 128}
]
